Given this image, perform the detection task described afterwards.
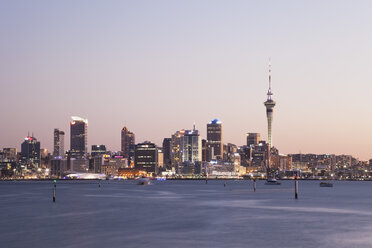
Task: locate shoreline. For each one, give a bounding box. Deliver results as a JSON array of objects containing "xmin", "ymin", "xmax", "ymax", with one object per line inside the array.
[{"xmin": 1, "ymin": 178, "xmax": 371, "ymax": 182}]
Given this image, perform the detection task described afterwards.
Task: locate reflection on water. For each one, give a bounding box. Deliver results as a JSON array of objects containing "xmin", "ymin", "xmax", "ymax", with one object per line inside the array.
[{"xmin": 1, "ymin": 180, "xmax": 372, "ymax": 248}]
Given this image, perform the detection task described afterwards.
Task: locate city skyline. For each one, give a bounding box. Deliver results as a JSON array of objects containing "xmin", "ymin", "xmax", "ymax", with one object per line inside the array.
[{"xmin": 1, "ymin": 1, "xmax": 372, "ymax": 160}]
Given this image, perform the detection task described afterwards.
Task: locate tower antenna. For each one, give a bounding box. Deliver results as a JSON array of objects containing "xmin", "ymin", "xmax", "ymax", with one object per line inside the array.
[{"xmin": 267, "ymin": 58, "xmax": 273, "ymax": 100}]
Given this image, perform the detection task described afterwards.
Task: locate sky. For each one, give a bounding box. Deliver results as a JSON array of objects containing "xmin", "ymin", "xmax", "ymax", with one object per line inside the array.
[{"xmin": 1, "ymin": 0, "xmax": 372, "ymax": 160}]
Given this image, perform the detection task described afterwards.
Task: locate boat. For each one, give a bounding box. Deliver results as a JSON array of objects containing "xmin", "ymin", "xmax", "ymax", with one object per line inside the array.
[
  {"xmin": 265, "ymin": 178, "xmax": 281, "ymax": 185},
  {"xmin": 320, "ymin": 182, "xmax": 333, "ymax": 187},
  {"xmin": 137, "ymin": 177, "xmax": 151, "ymax": 185}
]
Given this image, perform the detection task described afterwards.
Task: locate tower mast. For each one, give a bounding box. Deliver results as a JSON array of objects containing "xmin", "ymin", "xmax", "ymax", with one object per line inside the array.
[{"xmin": 264, "ymin": 61, "xmax": 276, "ymax": 148}]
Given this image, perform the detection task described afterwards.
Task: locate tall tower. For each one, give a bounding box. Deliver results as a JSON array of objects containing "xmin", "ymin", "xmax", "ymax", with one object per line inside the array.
[
  {"xmin": 264, "ymin": 63, "xmax": 276, "ymax": 148},
  {"xmin": 70, "ymin": 116, "xmax": 88, "ymax": 159},
  {"xmin": 21, "ymin": 135, "xmax": 41, "ymax": 169},
  {"xmin": 121, "ymin": 126, "xmax": 135, "ymax": 158},
  {"xmin": 53, "ymin": 128, "xmax": 65, "ymax": 158},
  {"xmin": 207, "ymin": 118, "xmax": 223, "ymax": 160}
]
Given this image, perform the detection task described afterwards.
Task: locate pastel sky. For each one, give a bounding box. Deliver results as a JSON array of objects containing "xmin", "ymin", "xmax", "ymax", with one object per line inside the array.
[{"xmin": 1, "ymin": 0, "xmax": 372, "ymax": 160}]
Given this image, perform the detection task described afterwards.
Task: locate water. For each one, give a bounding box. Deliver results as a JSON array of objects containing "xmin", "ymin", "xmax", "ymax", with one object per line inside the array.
[{"xmin": 1, "ymin": 180, "xmax": 371, "ymax": 248}]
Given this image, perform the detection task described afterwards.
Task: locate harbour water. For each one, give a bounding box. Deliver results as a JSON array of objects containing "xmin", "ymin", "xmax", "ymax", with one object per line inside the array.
[{"xmin": 1, "ymin": 180, "xmax": 372, "ymax": 248}]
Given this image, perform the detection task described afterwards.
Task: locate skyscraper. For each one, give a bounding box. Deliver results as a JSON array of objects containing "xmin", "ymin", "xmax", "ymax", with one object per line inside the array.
[
  {"xmin": 53, "ymin": 128, "xmax": 65, "ymax": 158},
  {"xmin": 121, "ymin": 126, "xmax": 135, "ymax": 158},
  {"xmin": 70, "ymin": 116, "xmax": 88, "ymax": 159},
  {"xmin": 171, "ymin": 130, "xmax": 185, "ymax": 169},
  {"xmin": 162, "ymin": 138, "xmax": 172, "ymax": 169},
  {"xmin": 207, "ymin": 118, "xmax": 223, "ymax": 160},
  {"xmin": 264, "ymin": 64, "xmax": 276, "ymax": 148},
  {"xmin": 91, "ymin": 145, "xmax": 106, "ymax": 157},
  {"xmin": 21, "ymin": 135, "xmax": 41, "ymax": 169},
  {"xmin": 246, "ymin": 133, "xmax": 260, "ymax": 146},
  {"xmin": 134, "ymin": 141, "xmax": 158, "ymax": 175},
  {"xmin": 180, "ymin": 128, "xmax": 202, "ymax": 163}
]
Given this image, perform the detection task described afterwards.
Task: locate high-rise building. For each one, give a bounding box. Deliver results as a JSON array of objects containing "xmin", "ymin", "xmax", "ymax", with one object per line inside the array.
[
  {"xmin": 201, "ymin": 139, "xmax": 209, "ymax": 162},
  {"xmin": 70, "ymin": 116, "xmax": 88, "ymax": 159},
  {"xmin": 51, "ymin": 158, "xmax": 68, "ymax": 178},
  {"xmin": 134, "ymin": 142, "xmax": 158, "ymax": 175},
  {"xmin": 53, "ymin": 128, "xmax": 65, "ymax": 158},
  {"xmin": 121, "ymin": 126, "xmax": 135, "ymax": 158},
  {"xmin": 21, "ymin": 135, "xmax": 41, "ymax": 169},
  {"xmin": 246, "ymin": 133, "xmax": 260, "ymax": 146},
  {"xmin": 207, "ymin": 118, "xmax": 223, "ymax": 160},
  {"xmin": 264, "ymin": 64, "xmax": 276, "ymax": 147},
  {"xmin": 91, "ymin": 145, "xmax": 106, "ymax": 157},
  {"xmin": 162, "ymin": 138, "xmax": 172, "ymax": 169},
  {"xmin": 158, "ymin": 148, "xmax": 164, "ymax": 168},
  {"xmin": 171, "ymin": 130, "xmax": 185, "ymax": 168},
  {"xmin": 2, "ymin": 148, "xmax": 17, "ymax": 161},
  {"xmin": 180, "ymin": 129, "xmax": 202, "ymax": 163},
  {"xmin": 40, "ymin": 149, "xmax": 51, "ymax": 169},
  {"xmin": 224, "ymin": 143, "xmax": 238, "ymax": 162}
]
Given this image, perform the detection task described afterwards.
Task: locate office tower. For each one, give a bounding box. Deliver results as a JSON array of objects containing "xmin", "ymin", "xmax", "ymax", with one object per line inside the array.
[
  {"xmin": 2, "ymin": 148, "xmax": 17, "ymax": 161},
  {"xmin": 89, "ymin": 156, "xmax": 103, "ymax": 173},
  {"xmin": 128, "ymin": 144, "xmax": 135, "ymax": 167},
  {"xmin": 264, "ymin": 64, "xmax": 276, "ymax": 147},
  {"xmin": 162, "ymin": 138, "xmax": 172, "ymax": 169},
  {"xmin": 51, "ymin": 158, "xmax": 68, "ymax": 178},
  {"xmin": 40, "ymin": 149, "xmax": 51, "ymax": 169},
  {"xmin": 121, "ymin": 126, "xmax": 135, "ymax": 158},
  {"xmin": 251, "ymin": 141, "xmax": 269, "ymax": 168},
  {"xmin": 91, "ymin": 145, "xmax": 106, "ymax": 157},
  {"xmin": 53, "ymin": 128, "xmax": 65, "ymax": 158},
  {"xmin": 207, "ymin": 118, "xmax": 223, "ymax": 160},
  {"xmin": 158, "ymin": 148, "xmax": 164, "ymax": 168},
  {"xmin": 224, "ymin": 143, "xmax": 237, "ymax": 162},
  {"xmin": 134, "ymin": 142, "xmax": 158, "ymax": 175},
  {"xmin": 201, "ymin": 139, "xmax": 209, "ymax": 162},
  {"xmin": 246, "ymin": 133, "xmax": 260, "ymax": 146},
  {"xmin": 238, "ymin": 145, "xmax": 252, "ymax": 167},
  {"xmin": 180, "ymin": 129, "xmax": 202, "ymax": 163},
  {"xmin": 21, "ymin": 135, "xmax": 41, "ymax": 169},
  {"xmin": 70, "ymin": 116, "xmax": 88, "ymax": 159},
  {"xmin": 171, "ymin": 130, "xmax": 185, "ymax": 168}
]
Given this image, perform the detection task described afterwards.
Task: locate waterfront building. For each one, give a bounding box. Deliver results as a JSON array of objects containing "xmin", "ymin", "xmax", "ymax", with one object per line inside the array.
[
  {"xmin": 70, "ymin": 116, "xmax": 88, "ymax": 159},
  {"xmin": 177, "ymin": 161, "xmax": 202, "ymax": 175},
  {"xmin": 53, "ymin": 128, "xmax": 65, "ymax": 158},
  {"xmin": 162, "ymin": 138, "xmax": 172, "ymax": 169},
  {"xmin": 271, "ymin": 154, "xmax": 292, "ymax": 171},
  {"xmin": 158, "ymin": 148, "xmax": 164, "ymax": 168},
  {"xmin": 40, "ymin": 149, "xmax": 51, "ymax": 169},
  {"xmin": 121, "ymin": 126, "xmax": 135, "ymax": 158},
  {"xmin": 51, "ymin": 158, "xmax": 68, "ymax": 178},
  {"xmin": 117, "ymin": 168, "xmax": 147, "ymax": 178},
  {"xmin": 20, "ymin": 135, "xmax": 41, "ymax": 169},
  {"xmin": 69, "ymin": 158, "xmax": 89, "ymax": 172},
  {"xmin": 264, "ymin": 65, "xmax": 276, "ymax": 148},
  {"xmin": 91, "ymin": 145, "xmax": 106, "ymax": 157},
  {"xmin": 89, "ymin": 156, "xmax": 103, "ymax": 173},
  {"xmin": 246, "ymin": 133, "xmax": 260, "ymax": 146},
  {"xmin": 207, "ymin": 118, "xmax": 223, "ymax": 160},
  {"xmin": 134, "ymin": 142, "xmax": 158, "ymax": 175},
  {"xmin": 101, "ymin": 156, "xmax": 127, "ymax": 176}
]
